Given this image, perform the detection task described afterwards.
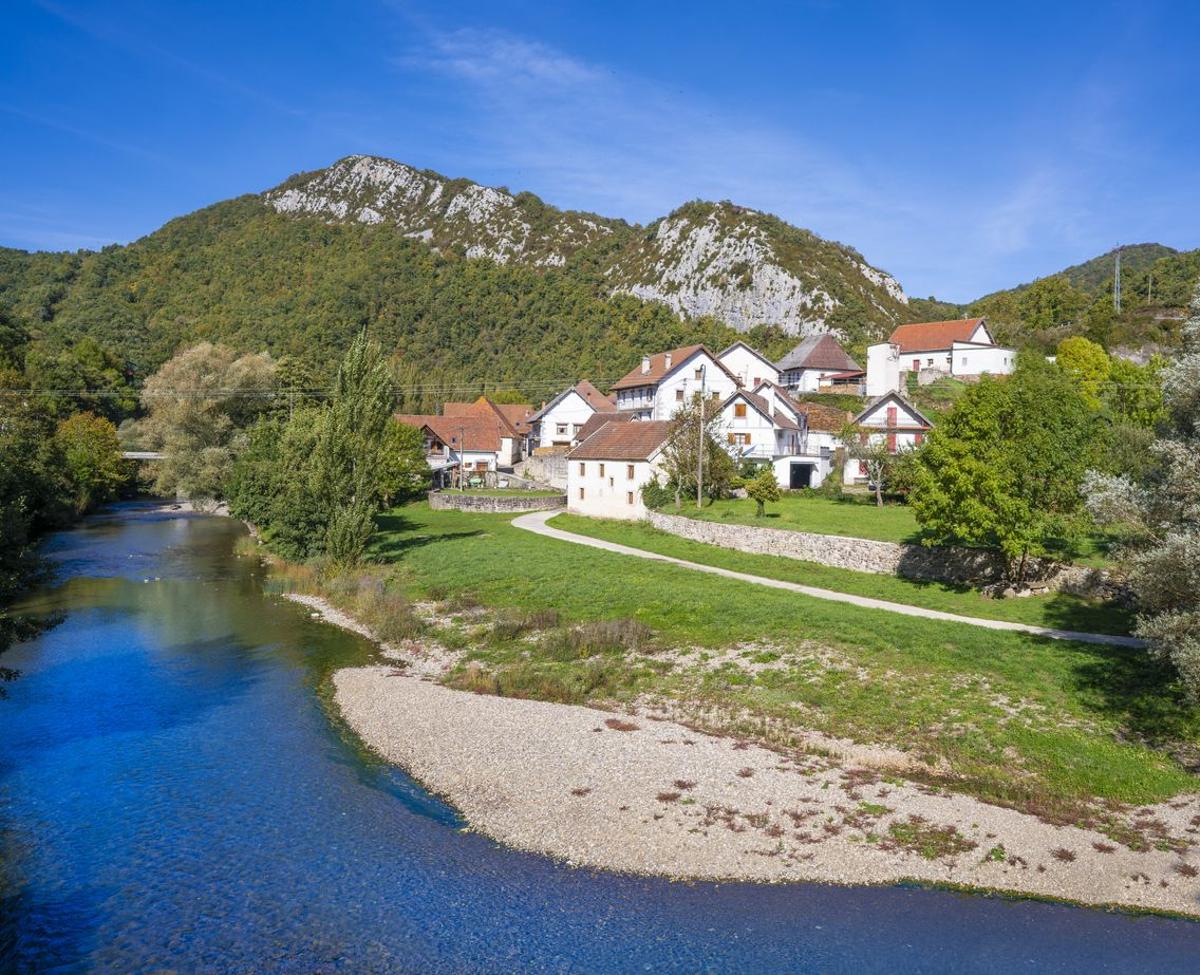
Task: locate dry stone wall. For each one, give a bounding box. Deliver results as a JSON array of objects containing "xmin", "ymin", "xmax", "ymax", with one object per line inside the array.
[
  {"xmin": 645, "ymin": 511, "xmax": 1094, "ymax": 589},
  {"xmin": 429, "ymin": 492, "xmax": 566, "ymax": 514}
]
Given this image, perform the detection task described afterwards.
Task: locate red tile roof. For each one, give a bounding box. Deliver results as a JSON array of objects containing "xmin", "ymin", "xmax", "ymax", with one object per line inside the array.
[
  {"xmin": 443, "ymin": 396, "xmax": 534, "ymax": 436},
  {"xmin": 574, "ymin": 380, "xmax": 617, "ymax": 412},
  {"xmin": 569, "ymin": 420, "xmax": 671, "ymax": 460},
  {"xmin": 610, "ymin": 345, "xmax": 738, "ymax": 390},
  {"xmin": 575, "ymin": 411, "xmax": 633, "ymax": 443},
  {"xmin": 889, "ymin": 318, "xmax": 986, "ymax": 354},
  {"xmin": 395, "ymin": 414, "xmax": 509, "ymax": 453}
]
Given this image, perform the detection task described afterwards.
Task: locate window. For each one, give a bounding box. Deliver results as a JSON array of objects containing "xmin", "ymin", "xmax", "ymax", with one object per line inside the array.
[
  {"xmin": 579, "ymin": 463, "xmax": 586, "ymax": 476},
  {"xmin": 711, "ymin": 391, "xmax": 720, "ymax": 400},
  {"xmin": 599, "ymin": 463, "xmax": 605, "ymax": 477},
  {"xmin": 731, "ymin": 432, "xmax": 751, "ymax": 446},
  {"xmin": 627, "ymin": 491, "xmax": 634, "ymax": 505},
  {"xmin": 752, "ymin": 376, "xmax": 761, "ymax": 387},
  {"xmin": 556, "ymin": 423, "xmax": 568, "ymax": 436},
  {"xmin": 912, "ymin": 359, "xmax": 920, "ymax": 371},
  {"xmin": 858, "ymin": 460, "xmax": 868, "ymax": 476},
  {"xmin": 578, "ymin": 487, "xmax": 585, "ymax": 500},
  {"xmin": 675, "ymin": 388, "xmax": 684, "ymax": 402},
  {"xmin": 734, "ymin": 403, "xmax": 747, "ymax": 418},
  {"xmin": 609, "ymin": 476, "xmax": 614, "ymax": 487},
  {"xmin": 886, "ymin": 405, "xmax": 897, "ymax": 426},
  {"xmin": 819, "ymin": 446, "xmax": 831, "ymax": 460},
  {"xmin": 961, "ymin": 356, "xmax": 968, "ymax": 366},
  {"xmin": 926, "ymin": 358, "xmax": 934, "ymax": 367},
  {"xmin": 694, "ymin": 367, "xmax": 703, "ymax": 380},
  {"xmin": 626, "ymin": 464, "xmax": 635, "ymax": 479}
]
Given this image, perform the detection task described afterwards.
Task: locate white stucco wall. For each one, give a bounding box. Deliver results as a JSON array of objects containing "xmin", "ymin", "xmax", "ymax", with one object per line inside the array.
[
  {"xmin": 616, "ymin": 350, "xmax": 739, "ymax": 421},
  {"xmin": 566, "ymin": 455, "xmax": 662, "ymax": 520},
  {"xmin": 718, "ymin": 345, "xmax": 780, "ymax": 389},
  {"xmin": 951, "ymin": 343, "xmax": 1014, "ymax": 376},
  {"xmin": 536, "ymin": 391, "xmax": 602, "ymax": 448}
]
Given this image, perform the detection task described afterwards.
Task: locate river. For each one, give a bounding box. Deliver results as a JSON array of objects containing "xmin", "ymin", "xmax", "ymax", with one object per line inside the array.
[{"xmin": 0, "ymin": 502, "xmax": 1196, "ymax": 973}]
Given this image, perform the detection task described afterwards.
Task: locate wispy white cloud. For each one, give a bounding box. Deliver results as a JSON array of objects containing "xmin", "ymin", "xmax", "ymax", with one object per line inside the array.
[{"xmin": 393, "ymin": 25, "xmax": 1111, "ymax": 300}]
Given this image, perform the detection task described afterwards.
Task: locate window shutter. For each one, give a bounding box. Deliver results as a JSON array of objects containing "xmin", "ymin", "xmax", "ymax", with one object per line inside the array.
[{"xmin": 727, "ymin": 432, "xmax": 735, "ymax": 444}]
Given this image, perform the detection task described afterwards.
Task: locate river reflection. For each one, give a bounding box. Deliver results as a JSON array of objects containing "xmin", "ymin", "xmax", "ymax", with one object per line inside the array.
[{"xmin": 1, "ymin": 502, "xmax": 1196, "ymax": 974}]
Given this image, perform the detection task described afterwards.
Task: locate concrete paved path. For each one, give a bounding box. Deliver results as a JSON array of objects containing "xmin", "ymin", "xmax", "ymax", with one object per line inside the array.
[{"xmin": 512, "ymin": 510, "xmax": 1145, "ymax": 648}]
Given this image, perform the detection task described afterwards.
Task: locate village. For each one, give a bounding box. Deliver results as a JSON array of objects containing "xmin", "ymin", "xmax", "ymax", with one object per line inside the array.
[{"xmin": 395, "ymin": 317, "xmax": 1012, "ymax": 519}]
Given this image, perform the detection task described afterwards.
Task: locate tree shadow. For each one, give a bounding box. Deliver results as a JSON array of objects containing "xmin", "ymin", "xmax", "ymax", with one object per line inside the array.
[
  {"xmin": 371, "ymin": 512, "xmax": 484, "ymax": 559},
  {"xmin": 1068, "ymin": 641, "xmax": 1199, "ymax": 761}
]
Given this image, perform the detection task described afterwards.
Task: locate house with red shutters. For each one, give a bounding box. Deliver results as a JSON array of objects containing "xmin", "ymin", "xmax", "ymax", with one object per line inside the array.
[{"xmin": 842, "ymin": 392, "xmax": 934, "ymax": 485}]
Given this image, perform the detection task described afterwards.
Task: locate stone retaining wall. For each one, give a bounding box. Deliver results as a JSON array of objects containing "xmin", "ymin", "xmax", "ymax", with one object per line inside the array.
[
  {"xmin": 646, "ymin": 510, "xmax": 1102, "ymax": 591},
  {"xmin": 429, "ymin": 491, "xmax": 567, "ymax": 513}
]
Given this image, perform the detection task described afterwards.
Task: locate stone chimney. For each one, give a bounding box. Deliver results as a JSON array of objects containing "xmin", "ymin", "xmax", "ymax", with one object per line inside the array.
[
  {"xmin": 663, "ymin": 352, "xmax": 672, "ymax": 370},
  {"xmin": 641, "ymin": 355, "xmax": 651, "ymax": 374}
]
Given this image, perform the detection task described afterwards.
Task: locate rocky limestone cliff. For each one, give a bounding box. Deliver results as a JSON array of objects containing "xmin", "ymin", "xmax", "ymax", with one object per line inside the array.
[{"xmin": 264, "ymin": 155, "xmax": 909, "ymax": 339}]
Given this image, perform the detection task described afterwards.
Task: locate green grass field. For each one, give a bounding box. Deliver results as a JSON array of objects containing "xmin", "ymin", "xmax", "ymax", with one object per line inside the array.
[
  {"xmin": 548, "ymin": 514, "xmax": 1133, "ymax": 635},
  {"xmin": 684, "ymin": 493, "xmax": 922, "ymax": 542},
  {"xmin": 674, "ymin": 493, "xmax": 1118, "ymax": 567},
  {"xmin": 364, "ymin": 503, "xmax": 1198, "ymax": 830}
]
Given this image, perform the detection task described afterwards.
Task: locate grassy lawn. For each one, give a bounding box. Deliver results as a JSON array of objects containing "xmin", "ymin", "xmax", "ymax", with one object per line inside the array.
[
  {"xmin": 548, "ymin": 514, "xmax": 1133, "ymax": 636},
  {"xmin": 682, "ymin": 493, "xmax": 923, "ymax": 543},
  {"xmin": 363, "ymin": 502, "xmax": 1199, "ymax": 828},
  {"xmin": 675, "ymin": 493, "xmax": 1118, "ymax": 567}
]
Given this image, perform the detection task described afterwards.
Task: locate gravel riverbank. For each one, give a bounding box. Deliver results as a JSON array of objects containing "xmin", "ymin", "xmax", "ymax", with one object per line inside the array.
[{"xmin": 288, "ymin": 593, "xmax": 1200, "ymax": 917}]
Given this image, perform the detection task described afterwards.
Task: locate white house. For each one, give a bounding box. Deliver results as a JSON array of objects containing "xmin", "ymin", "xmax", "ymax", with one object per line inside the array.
[
  {"xmin": 842, "ymin": 392, "xmax": 933, "ymax": 485},
  {"xmin": 611, "ymin": 344, "xmax": 740, "ymax": 420},
  {"xmin": 888, "ymin": 318, "xmax": 1014, "ymax": 379},
  {"xmin": 567, "ymin": 420, "xmax": 671, "ymax": 520},
  {"xmin": 717, "ymin": 341, "xmax": 781, "ymax": 389},
  {"xmin": 747, "ymin": 381, "xmax": 851, "ymax": 489},
  {"xmin": 396, "ymin": 413, "xmax": 516, "ymax": 486},
  {"xmin": 717, "ymin": 388, "xmax": 802, "ymax": 462},
  {"xmin": 528, "ymin": 380, "xmax": 617, "ymax": 449},
  {"xmin": 775, "ymin": 333, "xmax": 863, "ymax": 392}
]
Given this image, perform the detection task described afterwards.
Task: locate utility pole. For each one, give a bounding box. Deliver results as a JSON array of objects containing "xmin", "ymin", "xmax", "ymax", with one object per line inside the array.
[
  {"xmin": 459, "ymin": 423, "xmax": 467, "ymax": 492},
  {"xmin": 1114, "ymin": 245, "xmax": 1122, "ymax": 314},
  {"xmin": 696, "ymin": 364, "xmax": 706, "ymax": 509}
]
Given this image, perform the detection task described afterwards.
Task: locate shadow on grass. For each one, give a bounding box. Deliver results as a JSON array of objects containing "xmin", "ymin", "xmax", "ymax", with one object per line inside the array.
[
  {"xmin": 1069, "ymin": 642, "xmax": 1200, "ymax": 763},
  {"xmin": 371, "ymin": 511, "xmax": 484, "ymax": 559}
]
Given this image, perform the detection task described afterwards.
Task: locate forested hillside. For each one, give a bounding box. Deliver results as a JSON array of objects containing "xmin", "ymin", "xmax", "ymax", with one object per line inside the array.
[{"xmin": 912, "ymin": 244, "xmax": 1200, "ymax": 354}]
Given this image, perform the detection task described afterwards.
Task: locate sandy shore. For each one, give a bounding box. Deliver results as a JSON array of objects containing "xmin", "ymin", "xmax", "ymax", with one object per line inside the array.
[{"xmin": 288, "ymin": 593, "xmax": 1200, "ymax": 917}]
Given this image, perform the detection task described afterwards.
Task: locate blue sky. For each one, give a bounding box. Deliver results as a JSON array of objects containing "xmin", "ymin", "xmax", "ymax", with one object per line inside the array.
[{"xmin": 3, "ymin": 0, "xmax": 1198, "ymax": 301}]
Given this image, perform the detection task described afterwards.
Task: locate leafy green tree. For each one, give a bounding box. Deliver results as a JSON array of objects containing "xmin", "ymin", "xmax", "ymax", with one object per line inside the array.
[
  {"xmin": 1056, "ymin": 336, "xmax": 1111, "ymax": 408},
  {"xmin": 840, "ymin": 421, "xmax": 898, "ymax": 508},
  {"xmin": 1085, "ymin": 284, "xmax": 1200, "ymax": 698},
  {"xmin": 911, "ymin": 355, "xmax": 1100, "ymax": 581},
  {"xmin": 377, "ymin": 422, "xmax": 431, "ymax": 507},
  {"xmin": 1018, "ymin": 275, "xmax": 1089, "ymax": 332},
  {"xmin": 55, "ymin": 412, "xmax": 128, "ymax": 514},
  {"xmin": 24, "ymin": 336, "xmax": 137, "ymax": 421},
  {"xmin": 659, "ymin": 392, "xmax": 735, "ymax": 508},
  {"xmin": 746, "ymin": 466, "xmax": 781, "ymax": 517},
  {"xmin": 138, "ymin": 342, "xmax": 278, "ymax": 502},
  {"xmin": 1105, "ymin": 356, "xmax": 1166, "ymax": 429}
]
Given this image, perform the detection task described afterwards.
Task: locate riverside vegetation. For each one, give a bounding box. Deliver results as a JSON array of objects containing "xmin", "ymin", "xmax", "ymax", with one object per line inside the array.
[{"xmin": 276, "ymin": 500, "xmax": 1199, "ymax": 849}]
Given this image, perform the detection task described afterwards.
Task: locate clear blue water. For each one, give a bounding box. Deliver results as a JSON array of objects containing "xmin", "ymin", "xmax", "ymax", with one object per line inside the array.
[{"xmin": 1, "ymin": 503, "xmax": 1197, "ymax": 974}]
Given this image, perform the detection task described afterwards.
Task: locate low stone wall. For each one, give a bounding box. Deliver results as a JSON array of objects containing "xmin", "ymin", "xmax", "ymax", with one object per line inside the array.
[
  {"xmin": 429, "ymin": 491, "xmax": 567, "ymax": 514},
  {"xmin": 646, "ymin": 510, "xmax": 1088, "ymax": 589}
]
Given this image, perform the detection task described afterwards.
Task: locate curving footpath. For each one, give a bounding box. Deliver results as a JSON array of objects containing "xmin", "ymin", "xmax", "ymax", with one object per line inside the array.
[{"xmin": 512, "ymin": 510, "xmax": 1145, "ymax": 648}]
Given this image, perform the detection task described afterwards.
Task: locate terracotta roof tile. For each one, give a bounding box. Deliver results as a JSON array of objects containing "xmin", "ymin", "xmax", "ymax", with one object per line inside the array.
[
  {"xmin": 569, "ymin": 420, "xmax": 670, "ymax": 460},
  {"xmin": 610, "ymin": 345, "xmax": 738, "ymax": 390},
  {"xmin": 575, "ymin": 411, "xmax": 633, "ymax": 443},
  {"xmin": 889, "ymin": 318, "xmax": 986, "ymax": 354}
]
